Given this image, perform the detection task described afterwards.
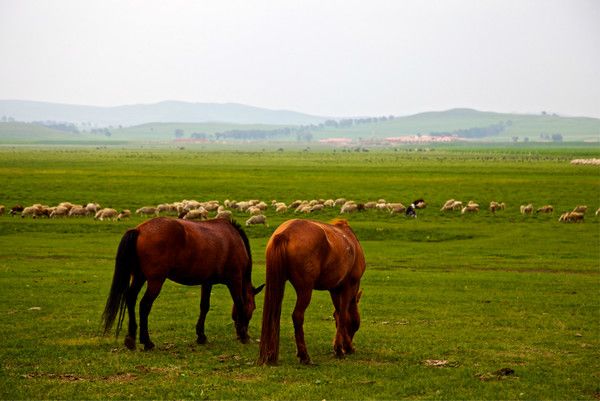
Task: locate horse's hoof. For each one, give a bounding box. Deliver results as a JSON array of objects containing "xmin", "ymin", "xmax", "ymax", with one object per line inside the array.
[
  {"xmin": 124, "ymin": 336, "xmax": 136, "ymax": 350},
  {"xmin": 344, "ymin": 345, "xmax": 356, "ymax": 354},
  {"xmin": 238, "ymin": 336, "xmax": 250, "ymax": 344},
  {"xmin": 299, "ymin": 357, "xmax": 312, "ymax": 365},
  {"xmin": 196, "ymin": 335, "xmax": 207, "ymax": 345},
  {"xmin": 334, "ymin": 347, "xmax": 345, "ymax": 359},
  {"xmin": 143, "ymin": 341, "xmax": 155, "ymax": 351}
]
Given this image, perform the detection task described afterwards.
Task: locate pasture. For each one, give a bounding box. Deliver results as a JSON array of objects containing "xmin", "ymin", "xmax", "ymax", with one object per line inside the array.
[{"xmin": 0, "ymin": 145, "xmax": 599, "ymax": 400}]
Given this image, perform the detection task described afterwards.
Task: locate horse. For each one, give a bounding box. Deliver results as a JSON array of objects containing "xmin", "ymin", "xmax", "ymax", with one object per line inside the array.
[
  {"xmin": 101, "ymin": 217, "xmax": 264, "ymax": 350},
  {"xmin": 258, "ymin": 218, "xmax": 366, "ymax": 365}
]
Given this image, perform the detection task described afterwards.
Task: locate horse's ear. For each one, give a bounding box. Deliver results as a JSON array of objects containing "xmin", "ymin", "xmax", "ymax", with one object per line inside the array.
[
  {"xmin": 356, "ymin": 289, "xmax": 363, "ymax": 304},
  {"xmin": 253, "ymin": 284, "xmax": 265, "ymax": 295}
]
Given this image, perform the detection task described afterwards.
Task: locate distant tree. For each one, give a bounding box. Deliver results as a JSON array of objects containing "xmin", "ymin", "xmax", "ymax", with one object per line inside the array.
[
  {"xmin": 551, "ymin": 133, "xmax": 563, "ymax": 142},
  {"xmin": 524, "ymin": 137, "xmax": 529, "ymax": 143},
  {"xmin": 174, "ymin": 129, "xmax": 184, "ymax": 138},
  {"xmin": 512, "ymin": 136, "xmax": 519, "ymax": 143}
]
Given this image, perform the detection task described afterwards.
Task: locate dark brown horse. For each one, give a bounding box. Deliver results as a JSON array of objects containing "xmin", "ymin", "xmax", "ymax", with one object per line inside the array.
[
  {"xmin": 102, "ymin": 217, "xmax": 264, "ymax": 350},
  {"xmin": 258, "ymin": 219, "xmax": 365, "ymax": 365}
]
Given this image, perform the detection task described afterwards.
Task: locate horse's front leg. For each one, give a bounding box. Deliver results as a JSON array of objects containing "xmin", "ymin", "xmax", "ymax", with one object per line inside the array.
[
  {"xmin": 227, "ymin": 282, "xmax": 250, "ymax": 343},
  {"xmin": 196, "ymin": 283, "xmax": 212, "ymax": 344},
  {"xmin": 330, "ymin": 288, "xmax": 353, "ymax": 358},
  {"xmin": 292, "ymin": 287, "xmax": 313, "ymax": 364},
  {"xmin": 139, "ymin": 279, "xmax": 164, "ymax": 350},
  {"xmin": 124, "ymin": 275, "xmax": 146, "ymax": 350}
]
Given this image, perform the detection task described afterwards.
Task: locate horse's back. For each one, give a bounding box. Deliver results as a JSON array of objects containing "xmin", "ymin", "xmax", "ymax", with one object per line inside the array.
[
  {"xmin": 270, "ymin": 219, "xmax": 364, "ymax": 289},
  {"xmin": 135, "ymin": 217, "xmax": 249, "ymax": 284}
]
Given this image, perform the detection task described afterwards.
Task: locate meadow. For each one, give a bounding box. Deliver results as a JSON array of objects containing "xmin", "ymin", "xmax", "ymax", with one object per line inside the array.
[{"xmin": 0, "ymin": 145, "xmax": 598, "ymax": 400}]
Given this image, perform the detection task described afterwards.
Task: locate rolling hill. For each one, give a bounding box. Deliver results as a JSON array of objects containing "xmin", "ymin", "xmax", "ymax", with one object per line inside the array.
[
  {"xmin": 0, "ymin": 102, "xmax": 598, "ymax": 144},
  {"xmin": 0, "ymin": 100, "xmax": 328, "ymax": 126}
]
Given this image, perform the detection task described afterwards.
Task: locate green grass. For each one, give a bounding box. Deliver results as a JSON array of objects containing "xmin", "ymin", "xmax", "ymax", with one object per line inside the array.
[{"xmin": 0, "ymin": 146, "xmax": 598, "ymax": 400}]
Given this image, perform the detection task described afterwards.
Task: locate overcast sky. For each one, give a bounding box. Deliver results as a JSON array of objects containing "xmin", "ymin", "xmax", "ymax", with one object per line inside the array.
[{"xmin": 1, "ymin": 0, "xmax": 599, "ymax": 118}]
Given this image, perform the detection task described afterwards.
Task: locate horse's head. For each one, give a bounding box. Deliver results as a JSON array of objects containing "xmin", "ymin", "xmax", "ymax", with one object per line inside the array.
[{"xmin": 232, "ymin": 283, "xmax": 265, "ymax": 343}]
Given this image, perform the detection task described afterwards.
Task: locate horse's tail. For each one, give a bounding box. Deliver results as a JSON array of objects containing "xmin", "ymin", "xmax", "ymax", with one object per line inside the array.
[
  {"xmin": 101, "ymin": 228, "xmax": 139, "ymax": 336},
  {"xmin": 258, "ymin": 233, "xmax": 288, "ymax": 365}
]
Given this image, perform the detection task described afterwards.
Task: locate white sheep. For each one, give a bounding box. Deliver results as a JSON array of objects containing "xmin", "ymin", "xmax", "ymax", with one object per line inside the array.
[{"xmin": 246, "ymin": 214, "xmax": 267, "ymax": 226}]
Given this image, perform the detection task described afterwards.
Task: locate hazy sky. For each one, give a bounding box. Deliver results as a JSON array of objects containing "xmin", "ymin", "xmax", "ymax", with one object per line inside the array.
[{"xmin": 1, "ymin": 0, "xmax": 599, "ymax": 118}]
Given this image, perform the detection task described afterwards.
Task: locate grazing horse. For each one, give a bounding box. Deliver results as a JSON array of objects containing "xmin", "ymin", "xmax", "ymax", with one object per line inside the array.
[
  {"xmin": 102, "ymin": 217, "xmax": 264, "ymax": 350},
  {"xmin": 258, "ymin": 219, "xmax": 366, "ymax": 365}
]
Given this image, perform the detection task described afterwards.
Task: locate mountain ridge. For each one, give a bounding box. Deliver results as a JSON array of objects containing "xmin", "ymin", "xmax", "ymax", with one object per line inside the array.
[{"xmin": 0, "ymin": 99, "xmax": 329, "ymax": 126}]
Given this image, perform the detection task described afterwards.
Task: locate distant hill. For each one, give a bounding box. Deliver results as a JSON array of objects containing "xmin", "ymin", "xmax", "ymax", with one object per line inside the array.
[
  {"xmin": 0, "ymin": 100, "xmax": 328, "ymax": 126},
  {"xmin": 0, "ymin": 122, "xmax": 102, "ymax": 143},
  {"xmin": 0, "ymin": 103, "xmax": 598, "ymax": 143},
  {"xmin": 313, "ymin": 108, "xmax": 600, "ymax": 142}
]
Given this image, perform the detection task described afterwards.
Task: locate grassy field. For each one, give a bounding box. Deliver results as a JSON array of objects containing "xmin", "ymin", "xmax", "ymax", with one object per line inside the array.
[{"xmin": 0, "ymin": 146, "xmax": 598, "ymax": 400}]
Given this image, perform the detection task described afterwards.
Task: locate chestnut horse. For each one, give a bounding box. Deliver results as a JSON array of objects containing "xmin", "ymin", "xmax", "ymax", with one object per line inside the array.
[
  {"xmin": 102, "ymin": 217, "xmax": 264, "ymax": 350},
  {"xmin": 258, "ymin": 219, "xmax": 365, "ymax": 365}
]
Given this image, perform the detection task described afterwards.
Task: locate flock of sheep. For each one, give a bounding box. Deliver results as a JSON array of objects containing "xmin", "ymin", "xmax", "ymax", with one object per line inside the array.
[{"xmin": 1, "ymin": 198, "xmax": 598, "ymax": 225}]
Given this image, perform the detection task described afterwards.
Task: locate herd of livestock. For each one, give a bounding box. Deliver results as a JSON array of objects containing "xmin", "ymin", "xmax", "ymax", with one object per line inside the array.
[{"xmin": 0, "ymin": 198, "xmax": 597, "ymax": 225}]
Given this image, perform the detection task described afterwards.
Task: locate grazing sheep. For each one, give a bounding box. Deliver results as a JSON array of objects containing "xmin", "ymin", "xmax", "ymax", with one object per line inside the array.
[
  {"xmin": 559, "ymin": 211, "xmax": 584, "ymax": 223},
  {"xmin": 414, "ymin": 199, "xmax": 426, "ymax": 209},
  {"xmin": 324, "ymin": 199, "xmax": 335, "ymax": 207},
  {"xmin": 272, "ymin": 202, "xmax": 287, "ymax": 210},
  {"xmin": 117, "ymin": 210, "xmax": 131, "ymax": 220},
  {"xmin": 68, "ymin": 206, "xmax": 89, "ymax": 217},
  {"xmin": 340, "ymin": 202, "xmax": 358, "ymax": 214},
  {"xmin": 183, "ymin": 207, "xmax": 208, "ymax": 220},
  {"xmin": 156, "ymin": 203, "xmax": 175, "ymax": 215},
  {"xmin": 95, "ymin": 208, "xmax": 118, "ymax": 221},
  {"xmin": 289, "ymin": 200, "xmax": 303, "ymax": 209},
  {"xmin": 334, "ymin": 198, "xmax": 347, "ymax": 206},
  {"xmin": 310, "ymin": 204, "xmax": 325, "ymax": 212},
  {"xmin": 441, "ymin": 199, "xmax": 465, "ymax": 212},
  {"xmin": 294, "ymin": 201, "xmax": 310, "ymax": 213},
  {"xmin": 388, "ymin": 203, "xmax": 406, "ymax": 214},
  {"xmin": 489, "ymin": 201, "xmax": 505, "ymax": 213},
  {"xmin": 21, "ymin": 206, "xmax": 43, "ymax": 218},
  {"xmin": 572, "ymin": 205, "xmax": 587, "ymax": 214},
  {"xmin": 364, "ymin": 201, "xmax": 377, "ymax": 209},
  {"xmin": 441, "ymin": 199, "xmax": 456, "ymax": 211},
  {"xmin": 215, "ymin": 210, "xmax": 233, "ymax": 221},
  {"xmin": 275, "ymin": 205, "xmax": 288, "ymax": 213},
  {"xmin": 246, "ymin": 214, "xmax": 267, "ymax": 226},
  {"xmin": 375, "ymin": 202, "xmax": 388, "ymax": 211},
  {"xmin": 520, "ymin": 204, "xmax": 534, "ymax": 215},
  {"xmin": 254, "ymin": 201, "xmax": 268, "ymax": 211},
  {"xmin": 58, "ymin": 202, "xmax": 75, "ymax": 211},
  {"xmin": 9, "ymin": 205, "xmax": 24, "ymax": 216},
  {"xmin": 536, "ymin": 205, "xmax": 554, "ymax": 214},
  {"xmin": 461, "ymin": 204, "xmax": 479, "ymax": 214},
  {"xmin": 85, "ymin": 203, "xmax": 101, "ymax": 214},
  {"xmin": 50, "ymin": 206, "xmax": 69, "ymax": 218},
  {"xmin": 136, "ymin": 206, "xmax": 157, "ymax": 216},
  {"xmin": 297, "ymin": 205, "xmax": 312, "ymax": 214},
  {"xmin": 247, "ymin": 206, "xmax": 262, "ymax": 215}
]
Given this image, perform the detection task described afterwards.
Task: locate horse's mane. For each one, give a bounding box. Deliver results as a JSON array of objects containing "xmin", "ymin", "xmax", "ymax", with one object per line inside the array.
[
  {"xmin": 230, "ymin": 219, "xmax": 253, "ymax": 281},
  {"xmin": 329, "ymin": 218, "xmax": 349, "ymax": 227}
]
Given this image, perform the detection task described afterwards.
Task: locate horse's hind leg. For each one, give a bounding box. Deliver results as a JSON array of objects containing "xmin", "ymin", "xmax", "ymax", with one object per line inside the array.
[
  {"xmin": 196, "ymin": 284, "xmax": 212, "ymax": 344},
  {"xmin": 139, "ymin": 279, "xmax": 164, "ymax": 351},
  {"xmin": 124, "ymin": 275, "xmax": 146, "ymax": 350},
  {"xmin": 292, "ymin": 287, "xmax": 313, "ymax": 364}
]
